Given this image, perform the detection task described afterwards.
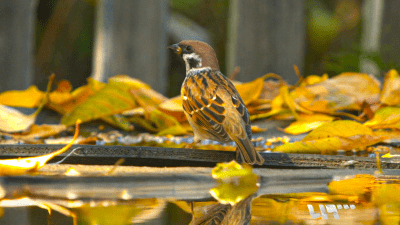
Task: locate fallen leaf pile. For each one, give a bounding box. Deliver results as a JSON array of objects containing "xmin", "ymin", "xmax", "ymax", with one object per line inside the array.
[{"xmin": 0, "ymin": 69, "xmax": 399, "ymax": 154}]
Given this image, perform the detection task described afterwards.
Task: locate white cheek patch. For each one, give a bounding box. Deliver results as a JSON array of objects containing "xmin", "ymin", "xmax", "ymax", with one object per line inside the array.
[{"xmin": 183, "ymin": 53, "xmax": 202, "ymax": 71}]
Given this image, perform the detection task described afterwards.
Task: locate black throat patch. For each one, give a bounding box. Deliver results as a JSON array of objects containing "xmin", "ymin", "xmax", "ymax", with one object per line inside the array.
[{"xmin": 188, "ymin": 57, "xmax": 200, "ymax": 69}]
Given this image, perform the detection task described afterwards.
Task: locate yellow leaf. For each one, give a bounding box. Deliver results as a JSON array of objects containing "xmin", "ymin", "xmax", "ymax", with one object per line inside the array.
[
  {"xmin": 274, "ymin": 120, "xmax": 387, "ymax": 154},
  {"xmin": 380, "ymin": 69, "xmax": 400, "ymax": 106},
  {"xmin": 0, "ymin": 86, "xmax": 45, "ymax": 108},
  {"xmin": 210, "ymin": 161, "xmax": 258, "ymax": 205},
  {"xmin": 0, "ymin": 75, "xmax": 54, "ymax": 132},
  {"xmin": 300, "ymin": 73, "xmax": 329, "ymax": 86},
  {"xmin": 109, "ymin": 74, "xmax": 151, "ymax": 89},
  {"xmin": 303, "ymin": 120, "xmax": 373, "ymax": 141},
  {"xmin": 0, "ymin": 120, "xmax": 80, "ymax": 176},
  {"xmin": 158, "ymin": 95, "xmax": 187, "ymax": 122},
  {"xmin": 364, "ymin": 106, "xmax": 400, "ymax": 130},
  {"xmin": 250, "ymin": 91, "xmax": 285, "ymax": 120},
  {"xmin": 48, "ymin": 78, "xmax": 106, "ymax": 115},
  {"xmin": 61, "ymin": 76, "xmax": 143, "ymax": 126},
  {"xmin": 283, "ymin": 113, "xmax": 334, "ymax": 135},
  {"xmin": 272, "ymin": 137, "xmax": 343, "ymax": 154},
  {"xmin": 235, "ymin": 75, "xmax": 266, "ymax": 105}
]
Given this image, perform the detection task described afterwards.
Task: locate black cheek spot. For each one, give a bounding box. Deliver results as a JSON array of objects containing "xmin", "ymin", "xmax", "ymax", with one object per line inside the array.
[{"xmin": 188, "ymin": 58, "xmax": 198, "ymax": 69}]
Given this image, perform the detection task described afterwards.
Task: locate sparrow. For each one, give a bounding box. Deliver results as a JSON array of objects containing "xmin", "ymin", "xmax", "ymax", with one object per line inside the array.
[{"xmin": 169, "ymin": 40, "xmax": 264, "ymax": 165}]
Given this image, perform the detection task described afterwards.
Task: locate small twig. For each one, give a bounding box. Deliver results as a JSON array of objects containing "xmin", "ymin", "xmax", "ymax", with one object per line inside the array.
[
  {"xmin": 104, "ymin": 158, "xmax": 125, "ymax": 175},
  {"xmin": 228, "ymin": 67, "xmax": 241, "ymax": 80},
  {"xmin": 293, "ymin": 65, "xmax": 304, "ymax": 87}
]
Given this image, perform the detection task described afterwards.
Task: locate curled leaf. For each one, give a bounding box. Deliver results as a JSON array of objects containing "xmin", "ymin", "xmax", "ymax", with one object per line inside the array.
[
  {"xmin": 364, "ymin": 107, "xmax": 400, "ymax": 130},
  {"xmin": 0, "ymin": 120, "xmax": 80, "ymax": 176}
]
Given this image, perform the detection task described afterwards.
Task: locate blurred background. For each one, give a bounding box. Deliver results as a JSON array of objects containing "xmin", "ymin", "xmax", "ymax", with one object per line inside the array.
[{"xmin": 0, "ymin": 0, "xmax": 398, "ymax": 97}]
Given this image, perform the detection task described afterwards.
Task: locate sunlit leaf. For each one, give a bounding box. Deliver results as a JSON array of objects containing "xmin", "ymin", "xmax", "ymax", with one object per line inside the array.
[
  {"xmin": 48, "ymin": 78, "xmax": 106, "ymax": 115},
  {"xmin": 380, "ymin": 69, "xmax": 400, "ymax": 106},
  {"xmin": 130, "ymin": 91, "xmax": 187, "ymax": 135},
  {"xmin": 303, "ymin": 120, "xmax": 373, "ymax": 141},
  {"xmin": 210, "ymin": 161, "xmax": 258, "ymax": 205},
  {"xmin": 364, "ymin": 106, "xmax": 400, "ymax": 130},
  {"xmin": 158, "ymin": 95, "xmax": 187, "ymax": 122},
  {"xmin": 292, "ymin": 72, "xmax": 381, "ymax": 113},
  {"xmin": 235, "ymin": 75, "xmax": 266, "ymax": 105},
  {"xmin": 0, "ymin": 75, "xmax": 54, "ymax": 132},
  {"xmin": 283, "ymin": 113, "xmax": 334, "ymax": 135},
  {"xmin": 274, "ymin": 120, "xmax": 387, "ymax": 154},
  {"xmin": 0, "ymin": 120, "xmax": 80, "ymax": 176},
  {"xmin": 250, "ymin": 90, "xmax": 285, "ymax": 120},
  {"xmin": 0, "ymin": 86, "xmax": 44, "ymax": 108},
  {"xmin": 61, "ymin": 75, "xmax": 145, "ymax": 126},
  {"xmin": 299, "ymin": 74, "xmax": 329, "ymax": 86}
]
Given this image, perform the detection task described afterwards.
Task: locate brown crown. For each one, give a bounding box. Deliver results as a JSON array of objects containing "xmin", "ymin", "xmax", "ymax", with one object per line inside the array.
[{"xmin": 180, "ymin": 40, "xmax": 220, "ymax": 71}]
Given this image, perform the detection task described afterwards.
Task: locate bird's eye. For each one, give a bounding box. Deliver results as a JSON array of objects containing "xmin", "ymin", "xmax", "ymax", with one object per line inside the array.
[{"xmin": 186, "ymin": 46, "xmax": 193, "ymax": 51}]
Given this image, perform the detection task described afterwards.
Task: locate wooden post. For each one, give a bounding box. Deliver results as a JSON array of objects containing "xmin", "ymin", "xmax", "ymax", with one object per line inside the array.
[
  {"xmin": 227, "ymin": 0, "xmax": 306, "ymax": 84},
  {"xmin": 0, "ymin": 0, "xmax": 38, "ymax": 91},
  {"xmin": 92, "ymin": 0, "xmax": 169, "ymax": 94},
  {"xmin": 380, "ymin": 0, "xmax": 400, "ymax": 72}
]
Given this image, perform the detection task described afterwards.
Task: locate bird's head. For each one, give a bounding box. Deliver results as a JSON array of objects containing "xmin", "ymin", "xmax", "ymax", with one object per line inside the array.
[{"xmin": 169, "ymin": 40, "xmax": 220, "ymax": 72}]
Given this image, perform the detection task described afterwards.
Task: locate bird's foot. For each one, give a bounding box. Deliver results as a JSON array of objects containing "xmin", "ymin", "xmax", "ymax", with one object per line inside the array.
[{"xmin": 185, "ymin": 139, "xmax": 201, "ymax": 149}]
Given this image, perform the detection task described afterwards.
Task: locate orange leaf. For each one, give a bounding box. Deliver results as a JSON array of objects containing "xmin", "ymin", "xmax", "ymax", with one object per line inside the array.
[{"xmin": 292, "ymin": 72, "xmax": 381, "ymax": 113}]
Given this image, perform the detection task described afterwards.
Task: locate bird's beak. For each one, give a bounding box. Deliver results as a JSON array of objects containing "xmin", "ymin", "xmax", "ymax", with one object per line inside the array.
[{"xmin": 168, "ymin": 44, "xmax": 182, "ymax": 55}]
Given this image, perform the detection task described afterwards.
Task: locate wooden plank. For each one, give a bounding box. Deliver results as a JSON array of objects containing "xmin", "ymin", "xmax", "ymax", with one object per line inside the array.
[
  {"xmin": 0, "ymin": 0, "xmax": 37, "ymax": 92},
  {"xmin": 227, "ymin": 0, "xmax": 306, "ymax": 84},
  {"xmin": 92, "ymin": 0, "xmax": 169, "ymax": 94},
  {"xmin": 1, "ymin": 144, "xmax": 400, "ymax": 169}
]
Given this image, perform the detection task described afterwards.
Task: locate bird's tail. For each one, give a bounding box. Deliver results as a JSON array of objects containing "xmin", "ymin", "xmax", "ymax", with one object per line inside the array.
[{"xmin": 233, "ymin": 136, "xmax": 264, "ymax": 165}]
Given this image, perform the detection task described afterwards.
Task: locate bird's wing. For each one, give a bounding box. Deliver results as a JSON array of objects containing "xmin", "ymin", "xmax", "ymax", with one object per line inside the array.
[
  {"xmin": 182, "ymin": 70, "xmax": 231, "ymax": 142},
  {"xmin": 182, "ymin": 69, "xmax": 264, "ymax": 164}
]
